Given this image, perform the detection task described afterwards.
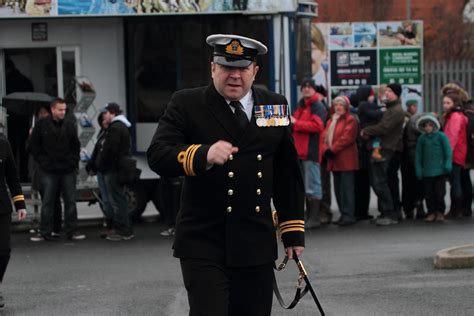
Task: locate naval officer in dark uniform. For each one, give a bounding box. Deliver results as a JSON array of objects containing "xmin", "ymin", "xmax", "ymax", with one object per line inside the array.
[{"xmin": 147, "ymin": 34, "xmax": 305, "ymax": 316}]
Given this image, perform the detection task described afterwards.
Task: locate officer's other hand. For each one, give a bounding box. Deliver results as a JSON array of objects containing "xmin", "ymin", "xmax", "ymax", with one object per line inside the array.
[
  {"xmin": 207, "ymin": 140, "xmax": 239, "ymax": 165},
  {"xmin": 17, "ymin": 209, "xmax": 27, "ymax": 221},
  {"xmin": 286, "ymin": 246, "xmax": 304, "ymax": 259}
]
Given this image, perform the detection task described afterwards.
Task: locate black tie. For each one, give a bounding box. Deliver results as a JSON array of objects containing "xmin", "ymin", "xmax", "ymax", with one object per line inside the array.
[{"xmin": 229, "ymin": 101, "xmax": 249, "ymax": 130}]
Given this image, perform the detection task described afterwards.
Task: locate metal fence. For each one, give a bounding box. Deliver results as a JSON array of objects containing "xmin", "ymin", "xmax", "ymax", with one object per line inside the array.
[{"xmin": 423, "ymin": 60, "xmax": 473, "ymax": 113}]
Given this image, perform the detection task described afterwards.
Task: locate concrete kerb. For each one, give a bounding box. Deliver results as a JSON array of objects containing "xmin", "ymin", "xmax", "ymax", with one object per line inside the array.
[{"xmin": 434, "ymin": 244, "xmax": 474, "ymax": 269}]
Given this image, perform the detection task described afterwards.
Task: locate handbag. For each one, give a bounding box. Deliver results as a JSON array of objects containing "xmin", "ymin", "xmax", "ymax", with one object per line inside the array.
[{"xmin": 117, "ymin": 155, "xmax": 138, "ymax": 184}]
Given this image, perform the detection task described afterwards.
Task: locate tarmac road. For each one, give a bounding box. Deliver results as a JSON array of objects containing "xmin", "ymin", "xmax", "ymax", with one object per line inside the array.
[{"xmin": 2, "ymin": 218, "xmax": 474, "ymax": 316}]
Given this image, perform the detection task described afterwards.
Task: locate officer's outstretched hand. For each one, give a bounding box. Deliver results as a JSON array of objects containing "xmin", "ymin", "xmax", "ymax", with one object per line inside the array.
[
  {"xmin": 286, "ymin": 246, "xmax": 305, "ymax": 259},
  {"xmin": 207, "ymin": 140, "xmax": 239, "ymax": 165}
]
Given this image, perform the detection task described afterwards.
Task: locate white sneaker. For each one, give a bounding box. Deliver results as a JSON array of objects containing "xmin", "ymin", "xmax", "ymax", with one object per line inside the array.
[{"xmin": 160, "ymin": 227, "xmax": 175, "ymax": 237}]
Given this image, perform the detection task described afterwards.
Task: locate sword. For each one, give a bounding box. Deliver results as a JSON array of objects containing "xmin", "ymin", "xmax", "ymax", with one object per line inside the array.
[{"xmin": 273, "ymin": 251, "xmax": 325, "ymax": 315}]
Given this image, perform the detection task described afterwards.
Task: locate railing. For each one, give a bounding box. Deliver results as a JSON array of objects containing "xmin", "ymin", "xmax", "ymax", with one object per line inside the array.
[{"xmin": 423, "ymin": 60, "xmax": 473, "ymax": 113}]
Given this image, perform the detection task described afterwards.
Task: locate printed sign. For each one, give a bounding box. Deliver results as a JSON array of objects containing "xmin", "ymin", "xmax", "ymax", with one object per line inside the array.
[
  {"xmin": 379, "ymin": 48, "xmax": 422, "ymax": 84},
  {"xmin": 330, "ymin": 50, "xmax": 377, "ymax": 86}
]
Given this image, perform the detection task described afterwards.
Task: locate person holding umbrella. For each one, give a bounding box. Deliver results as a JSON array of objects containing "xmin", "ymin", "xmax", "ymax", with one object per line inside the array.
[{"xmin": 0, "ymin": 135, "xmax": 27, "ymax": 308}]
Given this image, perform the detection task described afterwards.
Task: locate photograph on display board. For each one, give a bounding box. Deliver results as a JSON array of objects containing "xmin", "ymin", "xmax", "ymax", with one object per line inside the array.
[
  {"xmin": 353, "ymin": 23, "xmax": 377, "ymax": 35},
  {"xmin": 329, "ymin": 36, "xmax": 354, "ymax": 50},
  {"xmin": 311, "ymin": 23, "xmax": 330, "ymax": 92},
  {"xmin": 354, "ymin": 34, "xmax": 377, "ymax": 48},
  {"xmin": 329, "ymin": 23, "xmax": 353, "ymax": 36},
  {"xmin": 0, "ymin": 0, "xmax": 56, "ymax": 17},
  {"xmin": 378, "ymin": 21, "xmax": 422, "ymax": 47},
  {"xmin": 57, "ymin": 0, "xmax": 295, "ymax": 15}
]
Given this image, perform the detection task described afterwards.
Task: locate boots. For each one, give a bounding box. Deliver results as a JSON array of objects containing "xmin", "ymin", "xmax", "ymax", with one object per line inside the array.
[
  {"xmin": 305, "ymin": 197, "xmax": 321, "ymax": 229},
  {"xmin": 446, "ymin": 197, "xmax": 463, "ymax": 219}
]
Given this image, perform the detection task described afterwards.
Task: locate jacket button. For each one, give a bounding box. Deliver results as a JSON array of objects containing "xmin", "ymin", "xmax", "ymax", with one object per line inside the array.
[
  {"xmin": 228, "ymin": 171, "xmax": 234, "ymax": 178},
  {"xmin": 227, "ymin": 206, "xmax": 232, "ymax": 213},
  {"xmin": 228, "ymin": 189, "xmax": 234, "ymax": 196},
  {"xmin": 257, "ymin": 154, "xmax": 262, "ymax": 161},
  {"xmin": 229, "ymin": 154, "xmax": 234, "ymax": 161},
  {"xmin": 257, "ymin": 172, "xmax": 263, "ymax": 178},
  {"xmin": 256, "ymin": 189, "xmax": 261, "ymax": 195},
  {"xmin": 255, "ymin": 206, "xmax": 261, "ymax": 213}
]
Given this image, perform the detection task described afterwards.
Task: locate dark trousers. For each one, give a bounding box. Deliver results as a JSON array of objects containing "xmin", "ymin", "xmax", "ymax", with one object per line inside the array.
[
  {"xmin": 461, "ymin": 169, "xmax": 472, "ymax": 216},
  {"xmin": 423, "ymin": 176, "xmax": 446, "ymax": 214},
  {"xmin": 39, "ymin": 188, "xmax": 62, "ymax": 233},
  {"xmin": 369, "ymin": 150, "xmax": 396, "ymax": 219},
  {"xmin": 180, "ymin": 258, "xmax": 273, "ymax": 316},
  {"xmin": 104, "ymin": 172, "xmax": 132, "ymax": 234},
  {"xmin": 401, "ymin": 154, "xmax": 424, "ymax": 216},
  {"xmin": 333, "ymin": 171, "xmax": 356, "ymax": 222},
  {"xmin": 388, "ymin": 151, "xmax": 402, "ymax": 216},
  {"xmin": 0, "ymin": 213, "xmax": 11, "ymax": 283},
  {"xmin": 40, "ymin": 171, "xmax": 77, "ymax": 236},
  {"xmin": 320, "ymin": 160, "xmax": 332, "ymax": 216},
  {"xmin": 354, "ymin": 168, "xmax": 371, "ymax": 219}
]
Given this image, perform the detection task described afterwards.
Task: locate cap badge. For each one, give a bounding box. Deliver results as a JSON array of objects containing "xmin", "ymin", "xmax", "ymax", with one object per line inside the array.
[{"xmin": 225, "ymin": 40, "xmax": 244, "ymax": 56}]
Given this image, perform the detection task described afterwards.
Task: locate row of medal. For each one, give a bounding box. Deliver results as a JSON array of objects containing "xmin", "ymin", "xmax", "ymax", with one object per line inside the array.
[{"xmin": 254, "ymin": 104, "xmax": 290, "ymax": 127}]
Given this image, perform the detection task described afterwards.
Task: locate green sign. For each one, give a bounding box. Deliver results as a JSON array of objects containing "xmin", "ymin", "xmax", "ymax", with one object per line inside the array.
[{"xmin": 379, "ymin": 48, "xmax": 421, "ymax": 84}]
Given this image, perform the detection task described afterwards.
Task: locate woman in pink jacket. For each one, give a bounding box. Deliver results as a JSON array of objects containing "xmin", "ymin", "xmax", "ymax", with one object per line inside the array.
[
  {"xmin": 442, "ymin": 93, "xmax": 468, "ymax": 218},
  {"xmin": 321, "ymin": 96, "xmax": 359, "ymax": 225}
]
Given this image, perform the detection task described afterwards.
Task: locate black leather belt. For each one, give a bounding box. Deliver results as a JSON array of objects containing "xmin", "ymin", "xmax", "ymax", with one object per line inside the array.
[{"xmin": 273, "ymin": 251, "xmax": 325, "ymax": 315}]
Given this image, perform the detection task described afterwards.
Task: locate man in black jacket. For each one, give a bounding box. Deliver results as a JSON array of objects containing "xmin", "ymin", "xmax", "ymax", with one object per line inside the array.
[
  {"xmin": 29, "ymin": 98, "xmax": 84, "ymax": 241},
  {"xmin": 147, "ymin": 34, "xmax": 305, "ymax": 316},
  {"xmin": 95, "ymin": 103, "xmax": 134, "ymax": 241}
]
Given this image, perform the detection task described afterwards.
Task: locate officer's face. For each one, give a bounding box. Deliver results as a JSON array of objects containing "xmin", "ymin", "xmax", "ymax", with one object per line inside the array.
[{"xmin": 211, "ymin": 62, "xmax": 259, "ymax": 101}]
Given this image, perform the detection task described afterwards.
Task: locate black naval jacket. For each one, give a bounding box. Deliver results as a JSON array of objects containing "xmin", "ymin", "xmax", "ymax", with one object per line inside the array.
[
  {"xmin": 0, "ymin": 136, "xmax": 26, "ymax": 214},
  {"xmin": 147, "ymin": 84, "xmax": 305, "ymax": 267}
]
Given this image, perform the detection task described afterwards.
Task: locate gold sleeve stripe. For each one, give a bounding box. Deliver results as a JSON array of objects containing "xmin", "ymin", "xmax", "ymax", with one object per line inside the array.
[
  {"xmin": 12, "ymin": 195, "xmax": 25, "ymax": 202},
  {"xmin": 280, "ymin": 224, "xmax": 305, "ymax": 230},
  {"xmin": 280, "ymin": 227, "xmax": 305, "ymax": 234},
  {"xmin": 177, "ymin": 144, "xmax": 202, "ymax": 176},
  {"xmin": 186, "ymin": 144, "xmax": 201, "ymax": 176},
  {"xmin": 183, "ymin": 145, "xmax": 196, "ymax": 175},
  {"xmin": 279, "ymin": 220, "xmax": 305, "ymax": 228}
]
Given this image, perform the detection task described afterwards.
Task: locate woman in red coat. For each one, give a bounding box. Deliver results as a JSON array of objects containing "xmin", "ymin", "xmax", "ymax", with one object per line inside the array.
[{"xmin": 321, "ymin": 96, "xmax": 359, "ymax": 225}]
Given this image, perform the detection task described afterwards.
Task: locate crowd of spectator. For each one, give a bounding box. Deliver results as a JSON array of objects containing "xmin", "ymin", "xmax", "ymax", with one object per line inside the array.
[{"xmin": 293, "ymin": 79, "xmax": 473, "ymax": 226}]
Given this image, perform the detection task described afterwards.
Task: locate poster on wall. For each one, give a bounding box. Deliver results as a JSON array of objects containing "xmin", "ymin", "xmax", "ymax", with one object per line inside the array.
[
  {"xmin": 0, "ymin": 0, "xmax": 57, "ymax": 17},
  {"xmin": 330, "ymin": 50, "xmax": 377, "ymax": 87},
  {"xmin": 56, "ymin": 0, "xmax": 296, "ymax": 15},
  {"xmin": 313, "ymin": 20, "xmax": 423, "ymax": 109},
  {"xmin": 310, "ymin": 23, "xmax": 330, "ymax": 93}
]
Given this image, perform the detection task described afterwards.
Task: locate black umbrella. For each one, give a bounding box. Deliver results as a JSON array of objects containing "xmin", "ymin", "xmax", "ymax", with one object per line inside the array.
[{"xmin": 1, "ymin": 92, "xmax": 54, "ymax": 115}]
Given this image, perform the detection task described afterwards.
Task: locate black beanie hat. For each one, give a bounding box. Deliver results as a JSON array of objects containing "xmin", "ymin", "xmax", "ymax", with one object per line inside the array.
[
  {"xmin": 300, "ymin": 78, "xmax": 318, "ymax": 92},
  {"xmin": 387, "ymin": 83, "xmax": 402, "ymax": 98}
]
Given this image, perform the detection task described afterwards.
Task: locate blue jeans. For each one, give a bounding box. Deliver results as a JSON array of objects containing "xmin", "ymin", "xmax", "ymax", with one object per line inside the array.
[
  {"xmin": 301, "ymin": 160, "xmax": 322, "ymax": 199},
  {"xmin": 333, "ymin": 171, "xmax": 356, "ymax": 222},
  {"xmin": 97, "ymin": 172, "xmax": 114, "ymax": 227},
  {"xmin": 40, "ymin": 171, "xmax": 78, "ymax": 236},
  {"xmin": 103, "ymin": 172, "xmax": 132, "ymax": 234},
  {"xmin": 369, "ymin": 150, "xmax": 396, "ymax": 219}
]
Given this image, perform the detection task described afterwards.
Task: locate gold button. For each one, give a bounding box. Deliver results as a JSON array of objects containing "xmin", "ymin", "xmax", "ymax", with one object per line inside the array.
[
  {"xmin": 255, "ymin": 206, "xmax": 261, "ymax": 213},
  {"xmin": 228, "ymin": 172, "xmax": 234, "ymax": 178},
  {"xmin": 257, "ymin": 172, "xmax": 263, "ymax": 178},
  {"xmin": 228, "ymin": 189, "xmax": 234, "ymax": 196},
  {"xmin": 229, "ymin": 154, "xmax": 234, "ymax": 161},
  {"xmin": 227, "ymin": 206, "xmax": 232, "ymax": 213},
  {"xmin": 257, "ymin": 154, "xmax": 262, "ymax": 161},
  {"xmin": 256, "ymin": 189, "xmax": 261, "ymax": 195}
]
